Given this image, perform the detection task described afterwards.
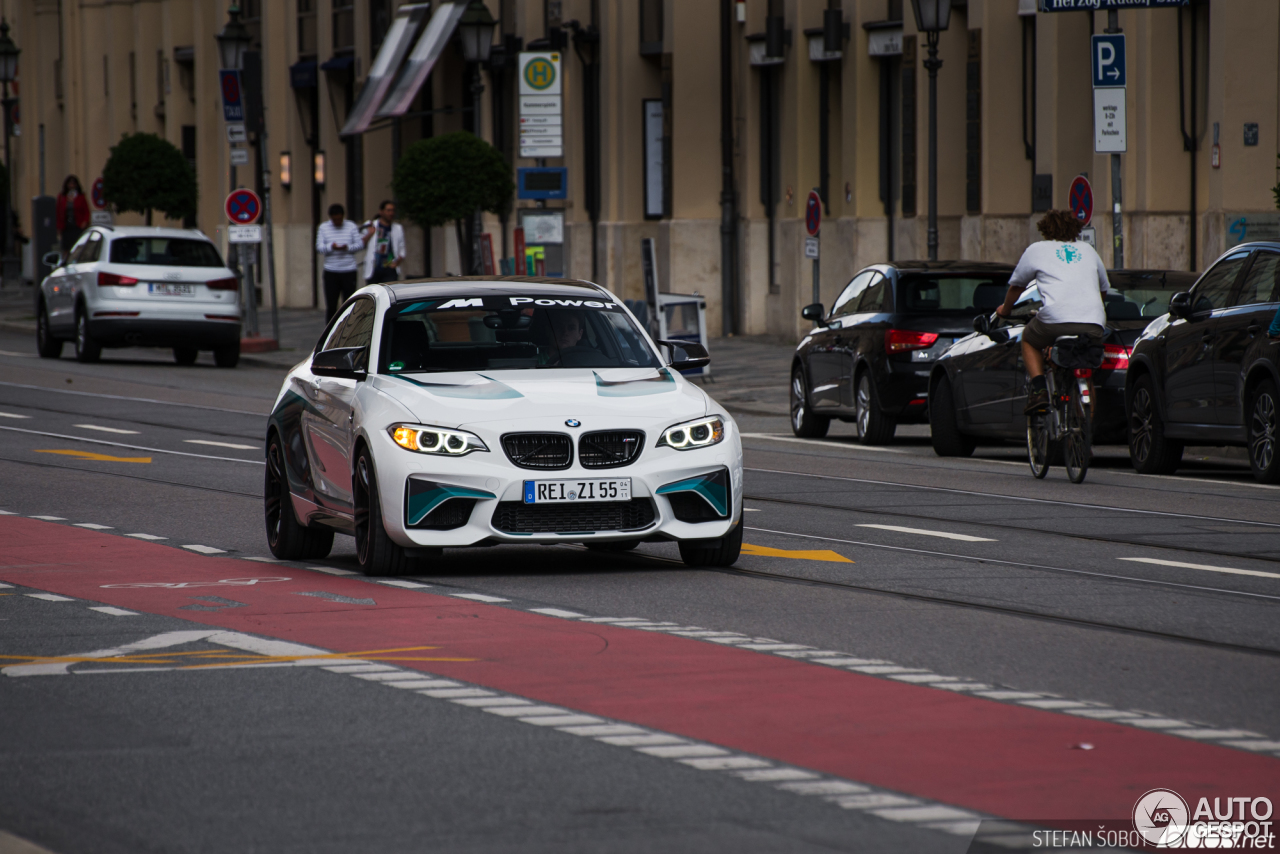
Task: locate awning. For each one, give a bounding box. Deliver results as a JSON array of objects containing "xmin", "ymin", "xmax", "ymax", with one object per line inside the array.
[
  {"xmin": 320, "ymin": 54, "xmax": 355, "ymax": 73},
  {"xmin": 340, "ymin": 3, "xmax": 433, "ymax": 136},
  {"xmin": 375, "ymin": 1, "xmax": 469, "ymax": 120},
  {"xmin": 290, "ymin": 60, "xmax": 317, "ymax": 90}
]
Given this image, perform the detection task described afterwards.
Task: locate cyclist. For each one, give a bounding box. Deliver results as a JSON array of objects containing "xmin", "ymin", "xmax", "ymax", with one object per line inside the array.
[{"xmin": 996, "ymin": 209, "xmax": 1109, "ymax": 414}]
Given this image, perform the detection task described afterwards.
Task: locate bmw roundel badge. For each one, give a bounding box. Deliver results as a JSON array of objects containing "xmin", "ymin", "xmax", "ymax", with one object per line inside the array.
[{"xmin": 565, "ymin": 419, "xmax": 581, "ymax": 428}]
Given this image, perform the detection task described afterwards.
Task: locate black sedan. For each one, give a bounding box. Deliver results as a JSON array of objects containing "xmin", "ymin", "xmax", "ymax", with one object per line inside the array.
[
  {"xmin": 927, "ymin": 269, "xmax": 1194, "ymax": 456},
  {"xmin": 1126, "ymin": 242, "xmax": 1280, "ymax": 482},
  {"xmin": 791, "ymin": 262, "xmax": 1015, "ymax": 443}
]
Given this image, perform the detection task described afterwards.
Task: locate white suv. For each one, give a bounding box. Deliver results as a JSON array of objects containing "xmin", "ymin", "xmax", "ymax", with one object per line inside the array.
[{"xmin": 37, "ymin": 226, "xmax": 243, "ymax": 367}]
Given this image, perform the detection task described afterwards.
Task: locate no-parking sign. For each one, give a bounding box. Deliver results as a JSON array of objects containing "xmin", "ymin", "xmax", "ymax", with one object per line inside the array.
[
  {"xmin": 91, "ymin": 177, "xmax": 107, "ymax": 210},
  {"xmin": 225, "ymin": 188, "xmax": 262, "ymax": 225},
  {"xmin": 805, "ymin": 191, "xmax": 822, "ymax": 237},
  {"xmin": 1068, "ymin": 175, "xmax": 1093, "ymax": 227}
]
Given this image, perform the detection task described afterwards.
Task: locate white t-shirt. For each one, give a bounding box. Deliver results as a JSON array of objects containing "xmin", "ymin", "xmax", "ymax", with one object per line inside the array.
[{"xmin": 1009, "ymin": 240, "xmax": 1110, "ymax": 326}]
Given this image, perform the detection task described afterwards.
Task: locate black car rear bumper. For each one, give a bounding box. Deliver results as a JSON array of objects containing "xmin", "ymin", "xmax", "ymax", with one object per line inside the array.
[{"xmin": 86, "ymin": 319, "xmax": 241, "ymax": 349}]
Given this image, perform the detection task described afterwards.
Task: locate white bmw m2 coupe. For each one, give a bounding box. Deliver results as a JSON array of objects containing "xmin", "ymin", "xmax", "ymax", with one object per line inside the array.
[{"xmin": 265, "ymin": 277, "xmax": 743, "ymax": 576}]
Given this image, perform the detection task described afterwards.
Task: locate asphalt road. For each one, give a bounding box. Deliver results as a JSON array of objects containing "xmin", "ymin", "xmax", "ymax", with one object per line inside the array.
[{"xmin": 2, "ymin": 325, "xmax": 1278, "ymax": 854}]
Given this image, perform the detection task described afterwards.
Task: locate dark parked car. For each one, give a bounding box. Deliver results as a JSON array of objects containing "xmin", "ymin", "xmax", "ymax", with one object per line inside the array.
[
  {"xmin": 1126, "ymin": 243, "xmax": 1280, "ymax": 482},
  {"xmin": 791, "ymin": 262, "xmax": 1015, "ymax": 443},
  {"xmin": 927, "ymin": 269, "xmax": 1194, "ymax": 456}
]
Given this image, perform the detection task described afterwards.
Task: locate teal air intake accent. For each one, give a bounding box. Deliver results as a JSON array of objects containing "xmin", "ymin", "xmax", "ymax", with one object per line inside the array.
[{"xmin": 656, "ymin": 468, "xmax": 730, "ymax": 518}]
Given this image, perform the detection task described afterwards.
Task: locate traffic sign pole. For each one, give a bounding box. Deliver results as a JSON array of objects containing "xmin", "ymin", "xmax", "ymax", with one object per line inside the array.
[
  {"xmin": 1092, "ymin": 21, "xmax": 1126, "ymax": 269},
  {"xmin": 806, "ymin": 191, "xmax": 823, "ymax": 306}
]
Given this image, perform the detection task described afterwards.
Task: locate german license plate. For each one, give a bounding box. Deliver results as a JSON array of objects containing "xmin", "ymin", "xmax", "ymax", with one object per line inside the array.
[
  {"xmin": 523, "ymin": 478, "xmax": 631, "ymax": 504},
  {"xmin": 148, "ymin": 283, "xmax": 195, "ymax": 296}
]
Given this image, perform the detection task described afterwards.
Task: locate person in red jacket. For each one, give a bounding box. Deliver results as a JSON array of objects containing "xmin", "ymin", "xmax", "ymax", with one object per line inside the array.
[{"xmin": 56, "ymin": 175, "xmax": 91, "ymax": 252}]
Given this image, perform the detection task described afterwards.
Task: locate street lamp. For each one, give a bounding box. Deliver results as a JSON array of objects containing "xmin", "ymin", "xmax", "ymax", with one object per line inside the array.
[
  {"xmin": 0, "ymin": 20, "xmax": 20, "ymax": 266},
  {"xmin": 458, "ymin": 0, "xmax": 497, "ymax": 275},
  {"xmin": 911, "ymin": 0, "xmax": 951, "ymax": 262},
  {"xmin": 215, "ymin": 4, "xmax": 251, "ymax": 71}
]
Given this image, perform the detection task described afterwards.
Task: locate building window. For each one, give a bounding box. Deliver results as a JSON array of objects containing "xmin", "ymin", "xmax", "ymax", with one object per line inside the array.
[
  {"xmin": 639, "ymin": 0, "xmax": 663, "ymax": 55},
  {"xmin": 370, "ymin": 0, "xmax": 392, "ymax": 54},
  {"xmin": 298, "ymin": 0, "xmax": 317, "ymax": 58},
  {"xmin": 334, "ymin": 1, "xmax": 355, "ymax": 53}
]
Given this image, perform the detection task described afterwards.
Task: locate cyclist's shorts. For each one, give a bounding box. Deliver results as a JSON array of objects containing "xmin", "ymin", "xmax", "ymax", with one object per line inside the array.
[{"xmin": 1023, "ymin": 316, "xmax": 1104, "ymax": 350}]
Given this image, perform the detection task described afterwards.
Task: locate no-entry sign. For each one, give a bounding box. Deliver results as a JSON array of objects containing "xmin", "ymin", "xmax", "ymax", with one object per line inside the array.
[
  {"xmin": 225, "ymin": 189, "xmax": 262, "ymax": 225},
  {"xmin": 1068, "ymin": 176, "xmax": 1093, "ymax": 227},
  {"xmin": 805, "ymin": 191, "xmax": 822, "ymax": 237}
]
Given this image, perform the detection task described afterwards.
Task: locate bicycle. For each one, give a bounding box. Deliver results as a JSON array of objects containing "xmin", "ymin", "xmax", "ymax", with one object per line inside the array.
[{"xmin": 1025, "ymin": 333, "xmax": 1103, "ymax": 484}]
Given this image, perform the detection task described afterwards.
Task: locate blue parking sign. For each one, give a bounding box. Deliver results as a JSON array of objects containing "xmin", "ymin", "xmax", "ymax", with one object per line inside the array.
[
  {"xmin": 219, "ymin": 70, "xmax": 244, "ymax": 122},
  {"xmin": 1091, "ymin": 34, "xmax": 1125, "ymax": 88}
]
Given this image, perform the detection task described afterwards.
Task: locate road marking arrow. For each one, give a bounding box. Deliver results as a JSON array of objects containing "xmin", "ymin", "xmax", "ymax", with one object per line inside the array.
[{"xmin": 740, "ymin": 544, "xmax": 853, "ymax": 563}]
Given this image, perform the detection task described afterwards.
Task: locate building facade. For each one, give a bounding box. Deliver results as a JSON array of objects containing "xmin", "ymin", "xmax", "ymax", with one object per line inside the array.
[{"xmin": 9, "ymin": 0, "xmax": 1278, "ymax": 340}]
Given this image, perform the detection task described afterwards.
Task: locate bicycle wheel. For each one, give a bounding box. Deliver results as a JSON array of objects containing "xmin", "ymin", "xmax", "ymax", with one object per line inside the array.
[
  {"xmin": 1026, "ymin": 413, "xmax": 1052, "ymax": 479},
  {"xmin": 1064, "ymin": 378, "xmax": 1092, "ymax": 484}
]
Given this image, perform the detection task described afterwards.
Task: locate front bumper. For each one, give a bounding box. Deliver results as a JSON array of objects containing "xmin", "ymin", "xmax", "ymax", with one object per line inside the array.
[{"xmin": 372, "ymin": 423, "xmax": 744, "ymax": 548}]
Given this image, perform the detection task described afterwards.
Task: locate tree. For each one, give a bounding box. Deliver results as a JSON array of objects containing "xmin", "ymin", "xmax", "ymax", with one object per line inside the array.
[
  {"xmin": 392, "ymin": 132, "xmax": 513, "ymax": 275},
  {"xmin": 102, "ymin": 133, "xmax": 198, "ymax": 225}
]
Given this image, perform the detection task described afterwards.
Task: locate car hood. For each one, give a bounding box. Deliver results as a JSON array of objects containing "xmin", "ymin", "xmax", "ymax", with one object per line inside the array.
[{"xmin": 369, "ymin": 367, "xmax": 711, "ymax": 429}]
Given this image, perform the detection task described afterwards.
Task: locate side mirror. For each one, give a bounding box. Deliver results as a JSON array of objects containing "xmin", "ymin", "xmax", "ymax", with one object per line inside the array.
[
  {"xmin": 973, "ymin": 314, "xmax": 991, "ymax": 336},
  {"xmin": 658, "ymin": 339, "xmax": 710, "ymax": 372},
  {"xmin": 311, "ymin": 346, "xmax": 368, "ymax": 380},
  {"xmin": 42, "ymin": 251, "xmax": 63, "ymax": 268},
  {"xmin": 801, "ymin": 303, "xmax": 826, "ymax": 324},
  {"xmin": 1168, "ymin": 292, "xmax": 1192, "ymax": 319}
]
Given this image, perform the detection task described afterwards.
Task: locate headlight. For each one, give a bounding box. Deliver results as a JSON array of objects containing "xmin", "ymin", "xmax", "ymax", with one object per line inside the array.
[
  {"xmin": 657, "ymin": 416, "xmax": 724, "ymax": 450},
  {"xmin": 387, "ymin": 424, "xmax": 488, "ymax": 456}
]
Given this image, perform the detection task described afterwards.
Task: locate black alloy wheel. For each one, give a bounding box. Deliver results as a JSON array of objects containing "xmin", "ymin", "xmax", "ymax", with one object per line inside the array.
[
  {"xmin": 74, "ymin": 307, "xmax": 101, "ymax": 363},
  {"xmin": 1247, "ymin": 380, "xmax": 1280, "ymax": 484},
  {"xmin": 928, "ymin": 375, "xmax": 976, "ymax": 458},
  {"xmin": 790, "ymin": 365, "xmax": 830, "ymax": 438},
  {"xmin": 354, "ymin": 449, "xmax": 417, "ymax": 577},
  {"xmin": 36, "ymin": 301, "xmax": 63, "ymax": 359},
  {"xmin": 265, "ymin": 435, "xmax": 333, "ymax": 560},
  {"xmin": 855, "ymin": 372, "xmax": 896, "ymax": 445},
  {"xmin": 1127, "ymin": 374, "xmax": 1183, "ymax": 475}
]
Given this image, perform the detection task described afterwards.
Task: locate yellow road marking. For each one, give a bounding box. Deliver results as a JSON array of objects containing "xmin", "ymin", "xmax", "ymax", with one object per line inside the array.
[
  {"xmin": 35, "ymin": 449, "xmax": 152, "ymax": 463},
  {"xmin": 741, "ymin": 543, "xmax": 853, "ymax": 563}
]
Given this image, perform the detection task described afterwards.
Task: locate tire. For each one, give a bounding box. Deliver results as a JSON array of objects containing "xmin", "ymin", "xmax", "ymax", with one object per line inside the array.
[
  {"xmin": 928, "ymin": 375, "xmax": 976, "ymax": 457},
  {"xmin": 585, "ymin": 540, "xmax": 640, "ymax": 552},
  {"xmin": 1027, "ymin": 414, "xmax": 1052, "ymax": 479},
  {"xmin": 790, "ymin": 365, "xmax": 830, "ymax": 438},
  {"xmin": 1064, "ymin": 380, "xmax": 1092, "ymax": 484},
  {"xmin": 214, "ymin": 342, "xmax": 240, "ymax": 368},
  {"xmin": 354, "ymin": 449, "xmax": 417, "ymax": 577},
  {"xmin": 855, "ymin": 371, "xmax": 896, "ymax": 445},
  {"xmin": 74, "ymin": 307, "xmax": 102, "ymax": 363},
  {"xmin": 677, "ymin": 516, "xmax": 744, "ymax": 568},
  {"xmin": 1247, "ymin": 379, "xmax": 1280, "ymax": 484},
  {"xmin": 1128, "ymin": 374, "xmax": 1183, "ymax": 474},
  {"xmin": 265, "ymin": 435, "xmax": 334, "ymax": 560},
  {"xmin": 173, "ymin": 347, "xmax": 198, "ymax": 366},
  {"xmin": 36, "ymin": 301, "xmax": 63, "ymax": 359}
]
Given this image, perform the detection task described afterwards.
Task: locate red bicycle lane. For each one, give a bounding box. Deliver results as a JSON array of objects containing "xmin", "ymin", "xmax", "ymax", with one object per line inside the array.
[{"xmin": 3, "ymin": 516, "xmax": 1276, "ymax": 824}]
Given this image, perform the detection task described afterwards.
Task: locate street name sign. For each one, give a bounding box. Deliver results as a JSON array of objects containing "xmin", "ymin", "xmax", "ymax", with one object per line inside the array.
[{"xmin": 1039, "ymin": 0, "xmax": 1186, "ymax": 10}]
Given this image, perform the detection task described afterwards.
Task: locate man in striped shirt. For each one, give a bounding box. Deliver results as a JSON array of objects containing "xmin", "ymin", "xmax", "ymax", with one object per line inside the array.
[{"xmin": 315, "ymin": 203, "xmax": 363, "ymax": 321}]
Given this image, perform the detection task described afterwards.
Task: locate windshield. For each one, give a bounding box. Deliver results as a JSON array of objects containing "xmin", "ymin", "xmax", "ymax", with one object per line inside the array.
[
  {"xmin": 109, "ymin": 237, "xmax": 224, "ymax": 267},
  {"xmin": 380, "ymin": 295, "xmax": 663, "ymax": 373},
  {"xmin": 897, "ymin": 274, "xmax": 1012, "ymax": 315},
  {"xmin": 1104, "ymin": 271, "xmax": 1195, "ymax": 320}
]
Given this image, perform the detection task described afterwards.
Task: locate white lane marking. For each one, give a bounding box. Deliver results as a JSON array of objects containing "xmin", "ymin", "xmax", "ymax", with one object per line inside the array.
[
  {"xmin": 74, "ymin": 523, "xmax": 113, "ymax": 530},
  {"xmin": 182, "ymin": 545, "xmax": 227, "ymax": 555},
  {"xmin": 374, "ymin": 579, "xmax": 431, "ymax": 589},
  {"xmin": 521, "ymin": 714, "xmax": 604, "ymax": 727},
  {"xmin": 0, "ymin": 411, "xmax": 31, "ymax": 419},
  {"xmin": 0, "ymin": 509, "xmax": 14, "ymax": 515},
  {"xmin": 185, "ymin": 439, "xmax": 259, "ymax": 450},
  {"xmin": 0, "ymin": 582, "xmax": 11, "ymax": 588},
  {"xmin": 637, "ymin": 744, "xmax": 729, "ymax": 758},
  {"xmin": 530, "ymin": 607, "xmax": 585, "ymax": 618},
  {"xmin": 29, "ymin": 516, "xmax": 66, "ymax": 521},
  {"xmin": 26, "ymin": 593, "xmax": 74, "ymax": 602},
  {"xmin": 74, "ymin": 424, "xmax": 140, "ymax": 435},
  {"xmin": 746, "ymin": 526, "xmax": 1280, "ymax": 602},
  {"xmin": 89, "ymin": 606, "xmax": 138, "ymax": 616},
  {"xmin": 856, "ymin": 523, "xmax": 996, "ymax": 543},
  {"xmin": 308, "ymin": 566, "xmax": 358, "ymax": 576},
  {"xmin": 421, "ymin": 688, "xmax": 495, "ymax": 699},
  {"xmin": 742, "ymin": 433, "xmax": 907, "ymax": 453},
  {"xmin": 242, "ymin": 556, "xmax": 282, "ymax": 563},
  {"xmin": 4, "ymin": 629, "xmax": 218, "ymax": 676},
  {"xmin": 126, "ymin": 533, "xmax": 167, "ymax": 540},
  {"xmin": 451, "ymin": 593, "xmax": 509, "ymax": 603},
  {"xmin": 0, "ymin": 380, "xmax": 267, "ymax": 417},
  {"xmin": 485, "ymin": 704, "xmax": 566, "ymax": 717},
  {"xmin": 1118, "ymin": 557, "xmax": 1280, "ymax": 580},
  {"xmin": 0, "ymin": 425, "xmax": 264, "ymax": 465},
  {"xmin": 0, "ymin": 350, "xmax": 35, "ymax": 357}
]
